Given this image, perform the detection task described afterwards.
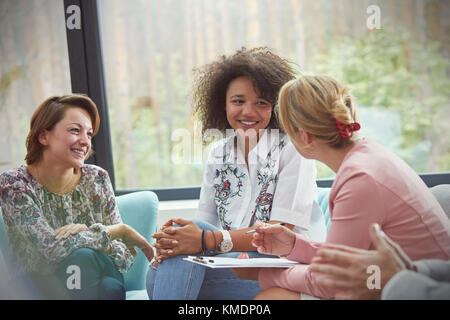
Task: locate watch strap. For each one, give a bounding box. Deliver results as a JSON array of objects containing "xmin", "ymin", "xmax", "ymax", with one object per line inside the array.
[{"xmin": 219, "ymin": 230, "xmax": 233, "ymax": 252}]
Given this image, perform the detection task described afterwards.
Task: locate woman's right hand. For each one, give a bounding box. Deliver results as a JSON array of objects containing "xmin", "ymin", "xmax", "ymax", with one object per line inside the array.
[
  {"xmin": 152, "ymin": 219, "xmax": 178, "ymax": 266},
  {"xmin": 107, "ymin": 224, "xmax": 154, "ymax": 262},
  {"xmin": 152, "ymin": 218, "xmax": 202, "ymax": 262},
  {"xmin": 54, "ymin": 223, "xmax": 88, "ymax": 239},
  {"xmin": 251, "ymin": 223, "xmax": 296, "ymax": 256}
]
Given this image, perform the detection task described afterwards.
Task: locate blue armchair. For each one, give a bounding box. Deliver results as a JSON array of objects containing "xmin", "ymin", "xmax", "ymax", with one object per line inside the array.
[
  {"xmin": 317, "ymin": 187, "xmax": 331, "ymax": 231},
  {"xmin": 117, "ymin": 191, "xmax": 158, "ymax": 299},
  {"xmin": 0, "ymin": 190, "xmax": 158, "ymax": 300}
]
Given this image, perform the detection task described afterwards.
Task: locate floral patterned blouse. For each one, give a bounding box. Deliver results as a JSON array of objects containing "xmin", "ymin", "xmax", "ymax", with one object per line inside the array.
[{"xmin": 0, "ymin": 164, "xmax": 134, "ymax": 276}]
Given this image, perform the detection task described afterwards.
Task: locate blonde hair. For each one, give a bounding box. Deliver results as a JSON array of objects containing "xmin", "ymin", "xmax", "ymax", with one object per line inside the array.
[
  {"xmin": 277, "ymin": 74, "xmax": 359, "ymax": 148},
  {"xmin": 25, "ymin": 94, "xmax": 100, "ymax": 165}
]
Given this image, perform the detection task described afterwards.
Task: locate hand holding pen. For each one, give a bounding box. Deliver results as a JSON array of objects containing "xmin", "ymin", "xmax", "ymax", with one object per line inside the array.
[
  {"xmin": 245, "ymin": 222, "xmax": 287, "ymax": 234},
  {"xmin": 249, "ymin": 222, "xmax": 296, "ymax": 256}
]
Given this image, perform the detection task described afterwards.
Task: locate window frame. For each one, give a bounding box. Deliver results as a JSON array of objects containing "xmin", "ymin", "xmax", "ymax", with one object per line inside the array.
[
  {"xmin": 63, "ymin": 0, "xmax": 450, "ymax": 201},
  {"xmin": 64, "ymin": 0, "xmax": 116, "ymax": 188}
]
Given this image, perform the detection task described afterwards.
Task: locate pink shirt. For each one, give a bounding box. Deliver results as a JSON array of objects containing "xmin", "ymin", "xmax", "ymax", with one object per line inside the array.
[{"xmin": 258, "ymin": 139, "xmax": 450, "ymax": 298}]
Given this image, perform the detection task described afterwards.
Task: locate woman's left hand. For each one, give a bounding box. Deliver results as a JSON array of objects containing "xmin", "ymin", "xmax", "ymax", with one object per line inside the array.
[
  {"xmin": 153, "ymin": 219, "xmax": 179, "ymax": 250},
  {"xmin": 54, "ymin": 223, "xmax": 88, "ymax": 239},
  {"xmin": 152, "ymin": 218, "xmax": 202, "ymax": 262}
]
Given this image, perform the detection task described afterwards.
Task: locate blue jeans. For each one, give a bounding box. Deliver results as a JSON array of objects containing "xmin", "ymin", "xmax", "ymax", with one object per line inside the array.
[
  {"xmin": 57, "ymin": 247, "xmax": 125, "ymax": 300},
  {"xmin": 22, "ymin": 248, "xmax": 125, "ymax": 300},
  {"xmin": 146, "ymin": 219, "xmax": 269, "ymax": 300}
]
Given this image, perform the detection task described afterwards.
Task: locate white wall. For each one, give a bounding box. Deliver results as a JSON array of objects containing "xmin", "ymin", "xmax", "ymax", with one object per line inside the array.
[{"xmin": 156, "ymin": 199, "xmax": 199, "ymax": 229}]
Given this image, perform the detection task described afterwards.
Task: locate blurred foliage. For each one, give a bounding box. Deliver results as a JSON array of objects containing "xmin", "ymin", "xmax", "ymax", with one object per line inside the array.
[
  {"xmin": 311, "ymin": 28, "xmax": 450, "ymax": 177},
  {"xmin": 111, "ymin": 29, "xmax": 449, "ymax": 188},
  {"xmin": 111, "ymin": 53, "xmax": 204, "ymax": 189},
  {"xmin": 0, "ymin": 65, "xmax": 23, "ymax": 109},
  {"xmin": 0, "ymin": 65, "xmax": 23, "ymax": 95}
]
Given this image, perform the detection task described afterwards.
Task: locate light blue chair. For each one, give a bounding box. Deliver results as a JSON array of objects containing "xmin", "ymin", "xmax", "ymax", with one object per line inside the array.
[
  {"xmin": 317, "ymin": 187, "xmax": 331, "ymax": 231},
  {"xmin": 0, "ymin": 190, "xmax": 158, "ymax": 300},
  {"xmin": 117, "ymin": 191, "xmax": 158, "ymax": 299}
]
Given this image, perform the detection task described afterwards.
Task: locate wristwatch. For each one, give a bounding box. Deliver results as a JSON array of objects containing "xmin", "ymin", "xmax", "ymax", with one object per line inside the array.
[{"xmin": 219, "ymin": 230, "xmax": 233, "ymax": 253}]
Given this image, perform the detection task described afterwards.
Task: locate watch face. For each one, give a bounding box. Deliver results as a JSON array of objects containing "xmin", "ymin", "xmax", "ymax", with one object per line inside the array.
[{"xmin": 220, "ymin": 241, "xmax": 233, "ymax": 252}]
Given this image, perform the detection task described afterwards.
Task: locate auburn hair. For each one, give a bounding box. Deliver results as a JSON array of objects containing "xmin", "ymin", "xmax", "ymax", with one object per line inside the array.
[{"xmin": 25, "ymin": 94, "xmax": 100, "ymax": 165}]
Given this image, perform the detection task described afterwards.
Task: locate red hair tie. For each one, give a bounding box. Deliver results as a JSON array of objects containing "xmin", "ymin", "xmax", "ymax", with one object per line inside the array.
[{"xmin": 335, "ymin": 119, "xmax": 361, "ymax": 139}]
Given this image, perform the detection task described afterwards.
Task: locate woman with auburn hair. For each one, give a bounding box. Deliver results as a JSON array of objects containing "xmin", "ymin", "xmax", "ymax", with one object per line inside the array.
[
  {"xmin": 0, "ymin": 95, "xmax": 153, "ymax": 299},
  {"xmin": 239, "ymin": 74, "xmax": 450, "ymax": 299},
  {"xmin": 146, "ymin": 48, "xmax": 326, "ymax": 300}
]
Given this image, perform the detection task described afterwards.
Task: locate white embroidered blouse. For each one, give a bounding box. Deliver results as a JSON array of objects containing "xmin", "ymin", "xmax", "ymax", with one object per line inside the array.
[{"xmin": 195, "ymin": 130, "xmax": 326, "ymax": 240}]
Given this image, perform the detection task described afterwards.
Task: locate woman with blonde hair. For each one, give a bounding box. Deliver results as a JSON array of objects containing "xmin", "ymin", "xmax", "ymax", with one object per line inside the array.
[
  {"xmin": 239, "ymin": 75, "xmax": 450, "ymax": 299},
  {"xmin": 0, "ymin": 95, "xmax": 153, "ymax": 299}
]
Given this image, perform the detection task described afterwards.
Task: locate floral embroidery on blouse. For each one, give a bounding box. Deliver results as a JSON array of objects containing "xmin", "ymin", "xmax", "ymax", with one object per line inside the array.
[
  {"xmin": 213, "ymin": 165, "xmax": 246, "ymax": 230},
  {"xmin": 209, "ymin": 134, "xmax": 288, "ymax": 230},
  {"xmin": 248, "ymin": 140, "xmax": 286, "ymax": 226},
  {"xmin": 248, "ymin": 166, "xmax": 277, "ymax": 226},
  {"xmin": 0, "ymin": 165, "xmax": 134, "ymax": 275}
]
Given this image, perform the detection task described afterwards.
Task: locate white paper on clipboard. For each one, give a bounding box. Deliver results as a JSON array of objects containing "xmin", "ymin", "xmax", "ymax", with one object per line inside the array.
[{"xmin": 183, "ymin": 256, "xmax": 301, "ymax": 268}]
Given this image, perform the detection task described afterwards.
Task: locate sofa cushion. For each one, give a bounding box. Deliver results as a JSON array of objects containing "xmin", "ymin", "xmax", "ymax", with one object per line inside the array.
[{"xmin": 430, "ymin": 184, "xmax": 450, "ymax": 219}]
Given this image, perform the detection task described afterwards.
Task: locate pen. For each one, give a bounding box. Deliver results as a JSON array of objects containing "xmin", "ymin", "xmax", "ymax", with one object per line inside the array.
[
  {"xmin": 193, "ymin": 256, "xmax": 215, "ymax": 263},
  {"xmin": 245, "ymin": 222, "xmax": 286, "ymax": 234}
]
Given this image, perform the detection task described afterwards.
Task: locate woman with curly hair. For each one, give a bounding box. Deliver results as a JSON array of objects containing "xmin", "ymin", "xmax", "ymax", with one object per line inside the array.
[{"xmin": 146, "ymin": 47, "xmax": 326, "ymax": 300}]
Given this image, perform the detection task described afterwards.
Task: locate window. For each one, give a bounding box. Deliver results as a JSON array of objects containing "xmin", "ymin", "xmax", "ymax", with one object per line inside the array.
[
  {"xmin": 0, "ymin": 0, "xmax": 71, "ymax": 173},
  {"xmin": 97, "ymin": 0, "xmax": 449, "ymax": 193}
]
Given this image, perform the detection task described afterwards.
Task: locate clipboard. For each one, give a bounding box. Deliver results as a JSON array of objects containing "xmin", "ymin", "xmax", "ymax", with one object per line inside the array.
[{"xmin": 183, "ymin": 256, "xmax": 301, "ymax": 268}]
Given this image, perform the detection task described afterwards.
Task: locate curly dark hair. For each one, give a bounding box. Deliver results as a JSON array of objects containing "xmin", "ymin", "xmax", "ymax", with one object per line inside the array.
[{"xmin": 192, "ymin": 47, "xmax": 297, "ymax": 134}]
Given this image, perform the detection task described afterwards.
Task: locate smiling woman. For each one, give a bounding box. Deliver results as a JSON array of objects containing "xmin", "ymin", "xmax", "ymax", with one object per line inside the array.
[
  {"xmin": 225, "ymin": 76, "xmax": 273, "ymax": 133},
  {"xmin": 146, "ymin": 47, "xmax": 327, "ymax": 300},
  {"xmin": 25, "ymin": 95, "xmax": 100, "ymax": 168},
  {"xmin": 0, "ymin": 94, "xmax": 154, "ymax": 299},
  {"xmin": 24, "ymin": 95, "xmax": 100, "ymax": 194}
]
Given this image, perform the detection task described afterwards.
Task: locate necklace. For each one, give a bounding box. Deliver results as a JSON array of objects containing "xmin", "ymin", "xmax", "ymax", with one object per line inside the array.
[{"xmin": 32, "ymin": 165, "xmax": 79, "ymax": 194}]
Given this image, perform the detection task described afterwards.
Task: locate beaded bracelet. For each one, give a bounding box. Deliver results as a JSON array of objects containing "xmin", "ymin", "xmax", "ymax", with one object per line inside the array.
[
  {"xmin": 211, "ymin": 230, "xmax": 217, "ymax": 251},
  {"xmin": 201, "ymin": 229, "xmax": 206, "ymax": 255},
  {"xmin": 206, "ymin": 230, "xmax": 217, "ymax": 256}
]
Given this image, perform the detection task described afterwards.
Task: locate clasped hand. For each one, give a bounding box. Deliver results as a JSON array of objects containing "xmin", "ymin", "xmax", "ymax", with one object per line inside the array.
[{"xmin": 152, "ymin": 218, "xmax": 202, "ymax": 266}]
